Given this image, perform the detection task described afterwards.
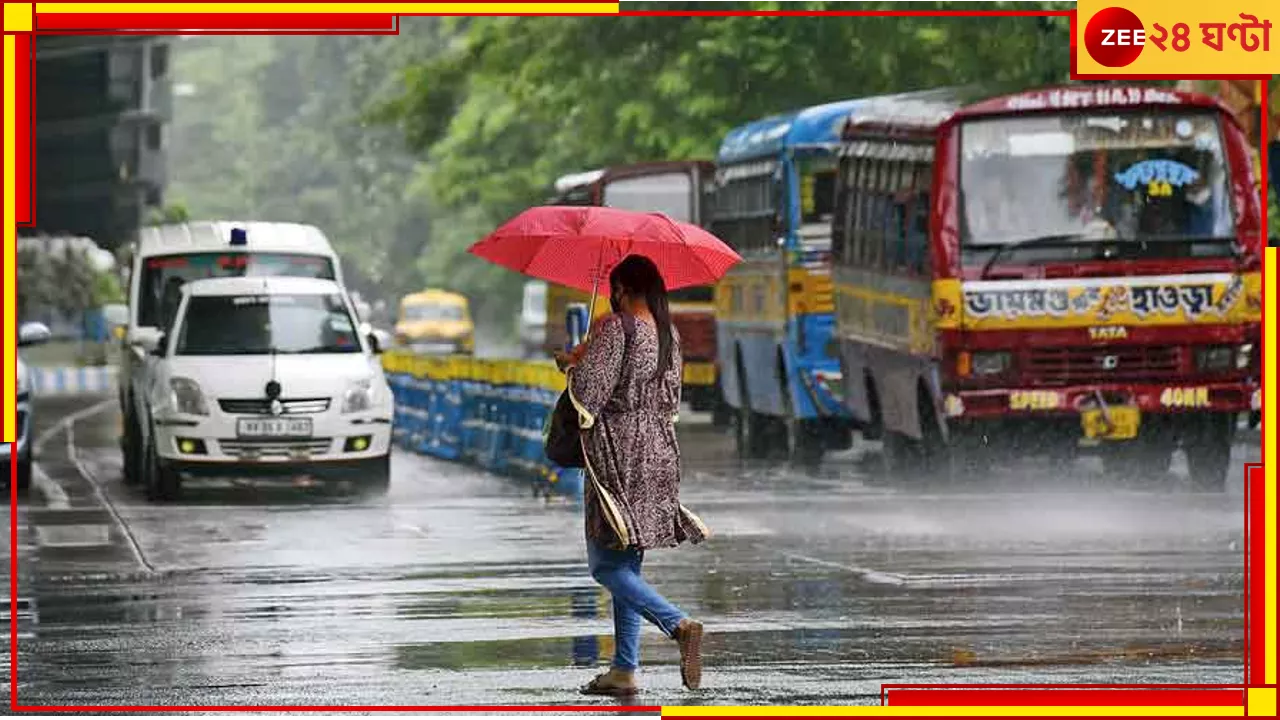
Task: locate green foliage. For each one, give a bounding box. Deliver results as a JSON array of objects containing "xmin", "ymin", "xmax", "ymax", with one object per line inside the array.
[
  {"xmin": 167, "ymin": 32, "xmax": 447, "ymax": 314},
  {"xmin": 147, "ymin": 201, "xmax": 191, "ymax": 226},
  {"xmin": 16, "ymin": 245, "xmax": 107, "ymax": 321}
]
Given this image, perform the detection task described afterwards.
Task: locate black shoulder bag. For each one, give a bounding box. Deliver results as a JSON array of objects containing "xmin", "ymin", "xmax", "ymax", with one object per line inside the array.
[{"xmin": 544, "ymin": 314, "xmax": 636, "ymax": 468}]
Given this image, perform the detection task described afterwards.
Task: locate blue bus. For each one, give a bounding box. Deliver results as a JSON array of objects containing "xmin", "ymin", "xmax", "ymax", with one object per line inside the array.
[{"xmin": 710, "ymin": 99, "xmax": 864, "ymax": 464}]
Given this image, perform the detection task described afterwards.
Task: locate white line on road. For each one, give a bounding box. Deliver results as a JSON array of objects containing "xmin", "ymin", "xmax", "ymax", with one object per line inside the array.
[
  {"xmin": 63, "ymin": 405, "xmax": 156, "ymax": 574},
  {"xmin": 781, "ymin": 552, "xmax": 909, "ymax": 586},
  {"xmin": 29, "ymin": 399, "xmax": 114, "ymax": 509}
]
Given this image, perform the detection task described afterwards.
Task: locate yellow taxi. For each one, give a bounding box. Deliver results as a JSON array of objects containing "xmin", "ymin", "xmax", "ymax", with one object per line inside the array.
[{"xmin": 395, "ymin": 289, "xmax": 475, "ymax": 355}]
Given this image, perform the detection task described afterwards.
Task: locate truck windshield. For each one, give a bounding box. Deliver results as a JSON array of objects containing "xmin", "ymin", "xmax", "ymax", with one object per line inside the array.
[
  {"xmin": 139, "ymin": 253, "xmax": 335, "ymax": 330},
  {"xmin": 959, "ymin": 110, "xmax": 1235, "ymax": 259},
  {"xmin": 176, "ymin": 293, "xmax": 360, "ymax": 356},
  {"xmin": 402, "ymin": 303, "xmax": 465, "ymax": 321}
]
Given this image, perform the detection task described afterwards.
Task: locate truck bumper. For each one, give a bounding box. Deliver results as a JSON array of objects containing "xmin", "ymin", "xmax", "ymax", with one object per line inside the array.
[{"xmin": 943, "ymin": 381, "xmax": 1258, "ymax": 420}]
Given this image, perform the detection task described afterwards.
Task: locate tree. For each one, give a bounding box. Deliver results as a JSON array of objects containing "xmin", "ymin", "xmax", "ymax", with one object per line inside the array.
[{"xmin": 375, "ymin": 9, "xmax": 1076, "ymax": 323}]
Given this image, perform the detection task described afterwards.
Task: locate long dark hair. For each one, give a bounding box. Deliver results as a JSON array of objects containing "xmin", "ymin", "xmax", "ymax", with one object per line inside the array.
[{"xmin": 609, "ymin": 254, "xmax": 674, "ymax": 377}]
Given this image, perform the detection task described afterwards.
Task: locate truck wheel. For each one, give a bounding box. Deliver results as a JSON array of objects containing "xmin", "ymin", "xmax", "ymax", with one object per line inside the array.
[
  {"xmin": 1103, "ymin": 435, "xmax": 1174, "ymax": 488},
  {"xmin": 1186, "ymin": 414, "xmax": 1233, "ymax": 493}
]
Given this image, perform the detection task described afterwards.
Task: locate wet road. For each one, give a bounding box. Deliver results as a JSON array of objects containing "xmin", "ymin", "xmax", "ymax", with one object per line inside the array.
[{"xmin": 5, "ymin": 396, "xmax": 1252, "ymax": 707}]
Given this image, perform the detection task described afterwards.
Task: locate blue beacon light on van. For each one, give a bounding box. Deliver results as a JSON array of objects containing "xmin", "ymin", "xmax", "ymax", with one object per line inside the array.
[{"xmin": 229, "ymin": 227, "xmax": 248, "ymax": 246}]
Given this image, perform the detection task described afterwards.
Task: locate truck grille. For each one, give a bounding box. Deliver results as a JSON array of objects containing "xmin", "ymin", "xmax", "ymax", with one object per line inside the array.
[
  {"xmin": 1024, "ymin": 345, "xmax": 1183, "ymax": 385},
  {"xmin": 218, "ymin": 398, "xmax": 331, "ymax": 415},
  {"xmin": 672, "ymin": 312, "xmax": 716, "ymax": 362}
]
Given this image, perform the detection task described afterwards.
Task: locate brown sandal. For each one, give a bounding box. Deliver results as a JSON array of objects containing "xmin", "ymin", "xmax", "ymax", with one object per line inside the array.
[
  {"xmin": 580, "ymin": 671, "xmax": 638, "ymax": 697},
  {"xmin": 675, "ymin": 619, "xmax": 704, "ymax": 690}
]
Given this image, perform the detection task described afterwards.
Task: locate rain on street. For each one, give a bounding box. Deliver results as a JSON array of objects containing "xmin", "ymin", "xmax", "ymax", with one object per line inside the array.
[{"xmin": 4, "ymin": 395, "xmax": 1252, "ymax": 707}]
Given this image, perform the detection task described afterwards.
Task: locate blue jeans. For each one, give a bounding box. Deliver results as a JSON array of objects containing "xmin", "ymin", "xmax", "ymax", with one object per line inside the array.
[{"xmin": 587, "ymin": 542, "xmax": 687, "ymax": 672}]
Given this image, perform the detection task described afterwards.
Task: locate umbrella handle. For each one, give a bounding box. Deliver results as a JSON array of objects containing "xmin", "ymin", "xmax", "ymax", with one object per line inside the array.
[{"xmin": 584, "ymin": 246, "xmax": 605, "ymax": 340}]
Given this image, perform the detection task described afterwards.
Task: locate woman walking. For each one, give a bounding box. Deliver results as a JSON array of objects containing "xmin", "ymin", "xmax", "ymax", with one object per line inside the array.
[{"xmin": 558, "ymin": 254, "xmax": 709, "ymax": 696}]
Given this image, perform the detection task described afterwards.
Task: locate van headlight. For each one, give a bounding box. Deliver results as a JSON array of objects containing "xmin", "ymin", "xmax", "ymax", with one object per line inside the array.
[
  {"xmin": 342, "ymin": 379, "xmax": 379, "ymax": 414},
  {"xmin": 169, "ymin": 377, "xmax": 208, "ymax": 416}
]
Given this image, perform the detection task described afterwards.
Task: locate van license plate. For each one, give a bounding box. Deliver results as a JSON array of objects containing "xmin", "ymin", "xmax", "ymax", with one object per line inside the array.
[
  {"xmin": 1081, "ymin": 406, "xmax": 1140, "ymax": 441},
  {"xmin": 237, "ymin": 418, "xmax": 313, "ymax": 438}
]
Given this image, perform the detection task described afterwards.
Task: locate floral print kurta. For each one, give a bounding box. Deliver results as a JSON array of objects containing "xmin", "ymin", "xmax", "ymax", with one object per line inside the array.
[{"xmin": 567, "ymin": 313, "xmax": 709, "ymax": 551}]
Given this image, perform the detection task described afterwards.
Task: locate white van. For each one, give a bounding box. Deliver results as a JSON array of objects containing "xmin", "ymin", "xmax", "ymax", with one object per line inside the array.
[
  {"xmin": 135, "ymin": 276, "xmax": 392, "ymax": 500},
  {"xmin": 120, "ymin": 222, "xmax": 350, "ymax": 486}
]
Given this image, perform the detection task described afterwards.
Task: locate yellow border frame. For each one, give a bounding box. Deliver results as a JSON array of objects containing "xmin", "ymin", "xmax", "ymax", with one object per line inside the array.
[{"xmin": 2, "ymin": 5, "xmax": 1271, "ymax": 716}]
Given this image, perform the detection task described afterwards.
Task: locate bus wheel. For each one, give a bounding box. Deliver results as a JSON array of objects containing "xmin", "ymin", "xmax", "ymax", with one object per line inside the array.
[
  {"xmin": 711, "ymin": 395, "xmax": 733, "ymax": 429},
  {"xmin": 733, "ymin": 359, "xmax": 770, "ymax": 461},
  {"xmin": 787, "ymin": 419, "xmax": 825, "ymax": 468},
  {"xmin": 1185, "ymin": 414, "xmax": 1233, "ymax": 493}
]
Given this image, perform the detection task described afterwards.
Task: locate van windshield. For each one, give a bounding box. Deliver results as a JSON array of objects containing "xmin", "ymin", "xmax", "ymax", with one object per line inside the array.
[
  {"xmin": 176, "ymin": 293, "xmax": 360, "ymax": 356},
  {"xmin": 138, "ymin": 253, "xmax": 336, "ymax": 329}
]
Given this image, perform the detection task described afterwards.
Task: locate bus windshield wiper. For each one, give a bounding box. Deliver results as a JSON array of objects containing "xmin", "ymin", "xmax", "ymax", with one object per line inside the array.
[{"xmin": 977, "ymin": 233, "xmax": 1092, "ymax": 280}]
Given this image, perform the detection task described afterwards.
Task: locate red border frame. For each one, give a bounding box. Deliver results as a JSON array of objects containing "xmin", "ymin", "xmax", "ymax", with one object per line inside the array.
[{"xmin": 5, "ymin": 6, "xmax": 1267, "ymax": 714}]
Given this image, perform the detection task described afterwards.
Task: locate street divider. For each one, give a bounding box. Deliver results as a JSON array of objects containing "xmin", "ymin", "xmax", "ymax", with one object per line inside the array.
[
  {"xmin": 28, "ymin": 365, "xmax": 117, "ymax": 397},
  {"xmin": 381, "ymin": 350, "xmax": 584, "ymax": 501}
]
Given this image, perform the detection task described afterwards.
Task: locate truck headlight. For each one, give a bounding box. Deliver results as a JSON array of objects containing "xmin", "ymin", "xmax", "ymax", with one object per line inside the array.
[
  {"xmin": 1235, "ymin": 343, "xmax": 1254, "ymax": 370},
  {"xmin": 970, "ymin": 351, "xmax": 1011, "ymax": 376},
  {"xmin": 169, "ymin": 377, "xmax": 208, "ymax": 416},
  {"xmin": 342, "ymin": 379, "xmax": 379, "ymax": 414}
]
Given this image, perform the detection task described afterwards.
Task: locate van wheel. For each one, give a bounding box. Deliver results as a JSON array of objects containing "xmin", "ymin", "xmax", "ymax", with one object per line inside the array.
[
  {"xmin": 122, "ymin": 413, "xmax": 141, "ymax": 486},
  {"xmin": 16, "ymin": 458, "xmax": 32, "ymax": 493},
  {"xmin": 143, "ymin": 434, "xmax": 181, "ymax": 502},
  {"xmin": 1185, "ymin": 414, "xmax": 1232, "ymax": 493}
]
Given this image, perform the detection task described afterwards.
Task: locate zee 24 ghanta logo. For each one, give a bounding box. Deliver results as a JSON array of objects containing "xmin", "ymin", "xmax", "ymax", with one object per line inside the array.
[{"xmin": 1084, "ymin": 6, "xmax": 1272, "ymax": 67}]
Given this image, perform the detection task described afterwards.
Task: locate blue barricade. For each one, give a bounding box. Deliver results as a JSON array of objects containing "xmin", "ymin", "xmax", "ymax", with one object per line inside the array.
[{"xmin": 382, "ymin": 352, "xmax": 580, "ymax": 502}]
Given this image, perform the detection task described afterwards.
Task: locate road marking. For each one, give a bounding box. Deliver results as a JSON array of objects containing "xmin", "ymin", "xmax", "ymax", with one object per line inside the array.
[
  {"xmin": 28, "ymin": 399, "xmax": 112, "ymax": 509},
  {"xmin": 34, "ymin": 524, "xmax": 111, "ymax": 548},
  {"xmin": 781, "ymin": 552, "xmax": 908, "ymax": 586},
  {"xmin": 31, "ymin": 465, "xmax": 69, "ymax": 510},
  {"xmin": 63, "ymin": 404, "xmax": 156, "ymax": 574}
]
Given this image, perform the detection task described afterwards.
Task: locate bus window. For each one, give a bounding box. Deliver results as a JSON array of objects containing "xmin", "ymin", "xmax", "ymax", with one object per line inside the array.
[
  {"xmin": 906, "ymin": 162, "xmax": 933, "ymax": 276},
  {"xmin": 852, "ymin": 158, "xmax": 872, "ymax": 268},
  {"xmin": 711, "ymin": 171, "xmax": 777, "ymax": 255},
  {"xmin": 832, "ymin": 158, "xmax": 853, "ymax": 265},
  {"xmin": 604, "ymin": 173, "xmax": 695, "ymax": 223},
  {"xmin": 868, "ymin": 159, "xmax": 888, "ymax": 272}
]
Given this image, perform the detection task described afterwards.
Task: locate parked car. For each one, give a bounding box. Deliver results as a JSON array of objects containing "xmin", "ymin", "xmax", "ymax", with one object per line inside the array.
[
  {"xmin": 5, "ymin": 322, "xmax": 52, "ymax": 492},
  {"xmin": 133, "ymin": 276, "xmax": 393, "ymax": 501}
]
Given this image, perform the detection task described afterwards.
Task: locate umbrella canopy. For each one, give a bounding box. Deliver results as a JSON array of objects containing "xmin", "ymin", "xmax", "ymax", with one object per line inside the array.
[{"xmin": 468, "ymin": 206, "xmax": 741, "ymax": 295}]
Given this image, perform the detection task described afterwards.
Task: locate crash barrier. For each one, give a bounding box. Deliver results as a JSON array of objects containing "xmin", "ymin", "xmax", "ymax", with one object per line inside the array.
[
  {"xmin": 28, "ymin": 365, "xmax": 117, "ymax": 397},
  {"xmin": 381, "ymin": 351, "xmax": 585, "ymax": 501}
]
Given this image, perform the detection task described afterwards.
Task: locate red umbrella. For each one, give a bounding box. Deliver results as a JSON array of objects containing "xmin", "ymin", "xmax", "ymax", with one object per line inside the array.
[{"xmin": 468, "ymin": 206, "xmax": 741, "ymax": 298}]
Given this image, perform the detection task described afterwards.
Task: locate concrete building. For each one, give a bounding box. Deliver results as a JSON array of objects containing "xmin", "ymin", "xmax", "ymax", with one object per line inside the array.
[{"xmin": 28, "ymin": 35, "xmax": 172, "ymax": 251}]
